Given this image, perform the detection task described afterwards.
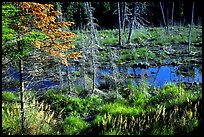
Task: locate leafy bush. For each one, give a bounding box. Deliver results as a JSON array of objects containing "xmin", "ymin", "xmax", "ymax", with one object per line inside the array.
[
  {"xmin": 130, "ymin": 91, "xmax": 146, "ymax": 107},
  {"xmin": 63, "ymin": 116, "xmax": 89, "ymax": 135},
  {"xmin": 2, "ymin": 91, "xmax": 15, "ymax": 102},
  {"xmin": 148, "ymin": 83, "xmax": 186, "ymax": 107},
  {"xmin": 43, "ymin": 92, "xmax": 105, "ymax": 118}
]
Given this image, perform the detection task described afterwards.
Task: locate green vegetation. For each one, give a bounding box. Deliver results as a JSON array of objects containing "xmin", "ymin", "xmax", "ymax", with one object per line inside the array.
[
  {"xmin": 2, "ymin": 91, "xmax": 16, "ymax": 102},
  {"xmin": 75, "ymin": 26, "xmax": 202, "ymax": 47},
  {"xmin": 63, "ymin": 116, "xmax": 89, "ymax": 135},
  {"xmin": 2, "ymin": 2, "xmax": 202, "ymax": 136},
  {"xmin": 2, "ymin": 97, "xmax": 62, "ymax": 135},
  {"xmin": 2, "ymin": 83, "xmax": 202, "ymax": 135}
]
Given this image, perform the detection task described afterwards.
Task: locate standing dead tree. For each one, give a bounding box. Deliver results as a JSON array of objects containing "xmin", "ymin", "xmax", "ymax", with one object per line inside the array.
[
  {"xmin": 127, "ymin": 2, "xmax": 137, "ymax": 44},
  {"xmin": 111, "ymin": 47, "xmax": 119, "ymax": 99},
  {"xmin": 160, "ymin": 2, "xmax": 168, "ymax": 32},
  {"xmin": 171, "ymin": 2, "xmax": 174, "ymax": 36},
  {"xmin": 85, "ymin": 2, "xmax": 99, "ymax": 95},
  {"xmin": 127, "ymin": 2, "xmax": 148, "ymax": 44},
  {"xmin": 121, "ymin": 2, "xmax": 127, "ymax": 32},
  {"xmin": 188, "ymin": 1, "xmax": 194, "ymax": 53},
  {"xmin": 117, "ymin": 2, "xmax": 122, "ymax": 46},
  {"xmin": 85, "ymin": 2, "xmax": 99, "ymax": 45}
]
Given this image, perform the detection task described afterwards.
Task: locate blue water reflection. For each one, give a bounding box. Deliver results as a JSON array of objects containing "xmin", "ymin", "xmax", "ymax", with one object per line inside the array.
[
  {"xmin": 2, "ymin": 65, "xmax": 202, "ymax": 91},
  {"xmin": 99, "ymin": 65, "xmax": 202, "ymax": 88}
]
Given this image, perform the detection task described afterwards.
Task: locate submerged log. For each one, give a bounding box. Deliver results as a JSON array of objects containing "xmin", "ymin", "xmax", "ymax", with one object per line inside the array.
[
  {"xmin": 193, "ymin": 42, "xmax": 202, "ymax": 47},
  {"xmin": 131, "ymin": 62, "xmax": 150, "ymax": 69}
]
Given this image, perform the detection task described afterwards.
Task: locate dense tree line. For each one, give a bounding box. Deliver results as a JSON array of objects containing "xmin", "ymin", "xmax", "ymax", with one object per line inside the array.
[{"xmin": 38, "ymin": 2, "xmax": 202, "ymax": 30}]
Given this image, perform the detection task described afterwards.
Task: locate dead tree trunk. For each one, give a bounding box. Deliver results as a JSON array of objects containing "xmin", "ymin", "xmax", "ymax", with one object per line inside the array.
[
  {"xmin": 127, "ymin": 2, "xmax": 137, "ymax": 44},
  {"xmin": 160, "ymin": 2, "xmax": 167, "ymax": 32},
  {"xmin": 85, "ymin": 2, "xmax": 98, "ymax": 95},
  {"xmin": 79, "ymin": 7, "xmax": 83, "ymax": 30},
  {"xmin": 91, "ymin": 41, "xmax": 96, "ymax": 94},
  {"xmin": 171, "ymin": 2, "xmax": 174, "ymax": 27},
  {"xmin": 171, "ymin": 2, "xmax": 174, "ymax": 35},
  {"xmin": 80, "ymin": 32, "xmax": 87, "ymax": 92},
  {"xmin": 122, "ymin": 2, "xmax": 127, "ymax": 32},
  {"xmin": 166, "ymin": 2, "xmax": 169, "ymax": 32},
  {"xmin": 188, "ymin": 1, "xmax": 194, "ymax": 53},
  {"xmin": 85, "ymin": 2, "xmax": 99, "ymax": 45},
  {"xmin": 117, "ymin": 2, "xmax": 122, "ymax": 46},
  {"xmin": 57, "ymin": 2, "xmax": 64, "ymax": 92},
  {"xmin": 111, "ymin": 48, "xmax": 118, "ymax": 99}
]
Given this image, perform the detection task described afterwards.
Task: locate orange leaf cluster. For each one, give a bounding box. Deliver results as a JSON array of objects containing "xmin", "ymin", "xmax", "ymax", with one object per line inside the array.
[
  {"xmin": 68, "ymin": 52, "xmax": 82, "ymax": 59},
  {"xmin": 16, "ymin": 2, "xmax": 81, "ymax": 66}
]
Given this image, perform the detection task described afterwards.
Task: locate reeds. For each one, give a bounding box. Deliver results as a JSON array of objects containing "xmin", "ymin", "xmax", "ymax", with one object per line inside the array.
[
  {"xmin": 94, "ymin": 98, "xmax": 201, "ymax": 135},
  {"xmin": 2, "ymin": 97, "xmax": 63, "ymax": 135}
]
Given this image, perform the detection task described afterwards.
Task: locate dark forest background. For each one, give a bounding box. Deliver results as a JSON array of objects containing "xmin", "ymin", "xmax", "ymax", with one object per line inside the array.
[{"xmin": 40, "ymin": 2, "xmax": 202, "ymax": 30}]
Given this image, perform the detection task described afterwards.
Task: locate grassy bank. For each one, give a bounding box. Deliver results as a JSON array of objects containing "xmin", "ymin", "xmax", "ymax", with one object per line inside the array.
[{"xmin": 2, "ymin": 83, "xmax": 202, "ymax": 135}]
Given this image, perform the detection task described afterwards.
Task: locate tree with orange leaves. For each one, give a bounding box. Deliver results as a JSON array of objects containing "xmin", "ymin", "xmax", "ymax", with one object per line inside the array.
[
  {"xmin": 16, "ymin": 2, "xmax": 81, "ymax": 66},
  {"xmin": 2, "ymin": 2, "xmax": 80, "ymax": 134}
]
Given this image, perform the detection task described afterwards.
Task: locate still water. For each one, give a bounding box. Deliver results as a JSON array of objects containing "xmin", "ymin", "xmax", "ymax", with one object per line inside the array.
[{"xmin": 2, "ymin": 65, "xmax": 202, "ymax": 91}]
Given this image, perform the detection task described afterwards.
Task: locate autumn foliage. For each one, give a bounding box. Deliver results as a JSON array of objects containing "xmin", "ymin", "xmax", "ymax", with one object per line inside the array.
[{"xmin": 15, "ymin": 2, "xmax": 81, "ymax": 66}]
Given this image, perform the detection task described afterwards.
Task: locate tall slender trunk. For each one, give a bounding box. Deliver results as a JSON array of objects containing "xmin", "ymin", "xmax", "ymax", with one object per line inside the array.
[
  {"xmin": 117, "ymin": 2, "xmax": 122, "ymax": 46},
  {"xmin": 159, "ymin": 2, "xmax": 167, "ymax": 31},
  {"xmin": 81, "ymin": 32, "xmax": 87, "ymax": 92},
  {"xmin": 85, "ymin": 2, "xmax": 99, "ymax": 45},
  {"xmin": 17, "ymin": 36, "xmax": 25, "ymax": 134},
  {"xmin": 91, "ymin": 40, "xmax": 96, "ymax": 94},
  {"xmin": 82, "ymin": 63, "xmax": 87, "ymax": 92},
  {"xmin": 122, "ymin": 2, "xmax": 127, "ymax": 32},
  {"xmin": 20, "ymin": 59, "xmax": 25, "ymax": 134},
  {"xmin": 127, "ymin": 2, "xmax": 137, "ymax": 44},
  {"xmin": 57, "ymin": 2, "xmax": 63, "ymax": 91},
  {"xmin": 171, "ymin": 2, "xmax": 174, "ymax": 35},
  {"xmin": 188, "ymin": 2, "xmax": 194, "ymax": 53},
  {"xmin": 112, "ymin": 48, "xmax": 118, "ymax": 98},
  {"xmin": 79, "ymin": 7, "xmax": 82, "ymax": 30},
  {"xmin": 58, "ymin": 60, "xmax": 63, "ymax": 92},
  {"xmin": 66, "ymin": 65, "xmax": 71, "ymax": 94},
  {"xmin": 85, "ymin": 2, "xmax": 98, "ymax": 94},
  {"xmin": 171, "ymin": 2, "xmax": 174, "ymax": 27},
  {"xmin": 16, "ymin": 4, "xmax": 25, "ymax": 132},
  {"xmin": 166, "ymin": 3, "xmax": 169, "ymax": 32}
]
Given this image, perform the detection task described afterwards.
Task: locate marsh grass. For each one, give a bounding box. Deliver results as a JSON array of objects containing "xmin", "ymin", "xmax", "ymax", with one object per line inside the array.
[
  {"xmin": 74, "ymin": 26, "xmax": 202, "ymax": 47},
  {"xmin": 89, "ymin": 83, "xmax": 201, "ymax": 135},
  {"xmin": 2, "ymin": 83, "xmax": 201, "ymax": 135},
  {"xmin": 92, "ymin": 98, "xmax": 201, "ymax": 135},
  {"xmin": 2, "ymin": 96, "xmax": 63, "ymax": 135}
]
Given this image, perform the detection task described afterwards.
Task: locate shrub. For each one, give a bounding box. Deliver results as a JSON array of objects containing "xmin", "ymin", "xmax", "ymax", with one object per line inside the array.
[
  {"xmin": 148, "ymin": 83, "xmax": 185, "ymax": 107},
  {"xmin": 63, "ymin": 116, "xmax": 89, "ymax": 135},
  {"xmin": 2, "ymin": 91, "xmax": 15, "ymax": 102}
]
